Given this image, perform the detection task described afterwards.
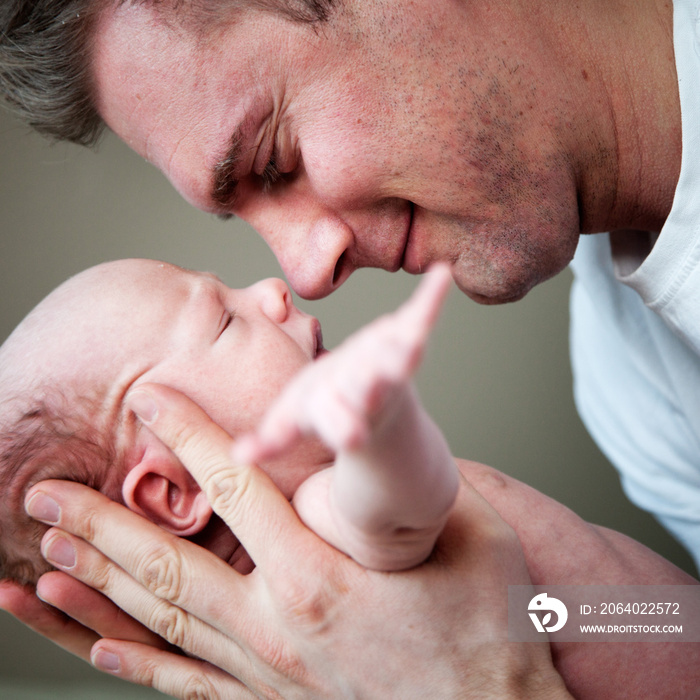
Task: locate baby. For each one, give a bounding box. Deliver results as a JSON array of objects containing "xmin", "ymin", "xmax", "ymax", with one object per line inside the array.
[
  {"xmin": 3, "ymin": 258, "xmax": 699, "ymax": 700},
  {"xmin": 0, "ymin": 258, "xmax": 459, "ymax": 583}
]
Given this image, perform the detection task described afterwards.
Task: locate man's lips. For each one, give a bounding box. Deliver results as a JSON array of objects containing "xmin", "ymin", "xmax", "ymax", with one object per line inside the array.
[{"xmin": 401, "ymin": 201, "xmax": 423, "ymax": 273}]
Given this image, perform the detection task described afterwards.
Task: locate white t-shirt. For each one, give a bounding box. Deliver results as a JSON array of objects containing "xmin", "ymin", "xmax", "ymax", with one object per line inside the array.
[{"xmin": 569, "ymin": 0, "xmax": 700, "ymax": 567}]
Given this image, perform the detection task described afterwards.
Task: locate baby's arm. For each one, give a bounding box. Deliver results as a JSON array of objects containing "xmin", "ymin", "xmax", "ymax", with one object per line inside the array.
[
  {"xmin": 297, "ymin": 381, "xmax": 459, "ymax": 570},
  {"xmin": 234, "ymin": 265, "xmax": 460, "ymax": 570}
]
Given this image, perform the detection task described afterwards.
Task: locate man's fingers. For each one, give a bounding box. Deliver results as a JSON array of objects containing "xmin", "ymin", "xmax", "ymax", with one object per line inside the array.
[
  {"xmin": 90, "ymin": 640, "xmax": 255, "ymax": 700},
  {"xmin": 33, "ymin": 516, "xmax": 322, "ymax": 695},
  {"xmin": 25, "ymin": 483, "xmax": 254, "ymax": 638},
  {"xmin": 124, "ymin": 383, "xmax": 310, "ymax": 568},
  {"xmin": 35, "ymin": 519, "xmax": 259, "ymax": 674},
  {"xmin": 36, "ymin": 571, "xmax": 168, "ymax": 650},
  {"xmin": 0, "ymin": 579, "xmax": 99, "ymax": 661}
]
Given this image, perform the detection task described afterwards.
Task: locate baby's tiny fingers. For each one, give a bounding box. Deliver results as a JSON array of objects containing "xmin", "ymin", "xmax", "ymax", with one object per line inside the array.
[{"xmin": 399, "ymin": 263, "xmax": 452, "ymax": 335}]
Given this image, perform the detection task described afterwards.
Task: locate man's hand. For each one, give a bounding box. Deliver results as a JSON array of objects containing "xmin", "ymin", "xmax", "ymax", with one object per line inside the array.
[
  {"xmin": 0, "ymin": 571, "xmax": 171, "ymax": 661},
  {"xmin": 21, "ymin": 385, "xmax": 570, "ymax": 699}
]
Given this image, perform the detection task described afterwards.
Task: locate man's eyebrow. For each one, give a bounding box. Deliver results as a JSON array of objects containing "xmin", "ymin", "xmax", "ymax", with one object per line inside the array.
[{"xmin": 212, "ymin": 128, "xmax": 244, "ymax": 211}]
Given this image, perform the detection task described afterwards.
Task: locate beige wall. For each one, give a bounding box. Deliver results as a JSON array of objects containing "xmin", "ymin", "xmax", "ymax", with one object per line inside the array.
[{"xmin": 0, "ymin": 106, "xmax": 694, "ymax": 694}]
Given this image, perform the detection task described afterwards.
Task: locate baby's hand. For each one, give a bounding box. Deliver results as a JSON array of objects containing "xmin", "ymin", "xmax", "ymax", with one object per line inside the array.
[{"xmin": 232, "ymin": 264, "xmax": 452, "ymax": 464}]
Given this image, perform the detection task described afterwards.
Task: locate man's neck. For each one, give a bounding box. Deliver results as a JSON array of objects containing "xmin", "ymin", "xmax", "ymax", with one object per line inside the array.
[{"xmin": 572, "ymin": 0, "xmax": 682, "ymax": 234}]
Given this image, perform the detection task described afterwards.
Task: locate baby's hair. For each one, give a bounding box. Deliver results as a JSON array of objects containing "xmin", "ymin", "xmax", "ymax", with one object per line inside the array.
[{"xmin": 0, "ymin": 386, "xmax": 125, "ymax": 585}]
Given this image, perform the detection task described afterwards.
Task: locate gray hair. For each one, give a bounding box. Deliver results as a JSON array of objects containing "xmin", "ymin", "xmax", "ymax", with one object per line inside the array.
[{"xmin": 0, "ymin": 0, "xmax": 336, "ymax": 147}]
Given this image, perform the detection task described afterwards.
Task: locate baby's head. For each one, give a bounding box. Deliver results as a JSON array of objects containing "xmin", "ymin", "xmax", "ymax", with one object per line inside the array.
[{"xmin": 0, "ymin": 259, "xmax": 329, "ymax": 584}]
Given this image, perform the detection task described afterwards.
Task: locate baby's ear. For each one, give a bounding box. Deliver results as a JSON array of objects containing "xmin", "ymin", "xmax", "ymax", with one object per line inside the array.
[{"xmin": 122, "ymin": 439, "xmax": 212, "ymax": 537}]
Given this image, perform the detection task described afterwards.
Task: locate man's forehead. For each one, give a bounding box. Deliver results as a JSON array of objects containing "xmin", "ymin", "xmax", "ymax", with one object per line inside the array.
[
  {"xmin": 92, "ymin": 0, "xmax": 263, "ymax": 210},
  {"xmin": 92, "ymin": 2, "xmax": 203, "ymax": 158}
]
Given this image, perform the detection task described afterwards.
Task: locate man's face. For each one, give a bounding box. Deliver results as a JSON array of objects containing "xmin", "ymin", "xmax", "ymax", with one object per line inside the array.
[{"xmin": 93, "ymin": 0, "xmax": 581, "ymax": 304}]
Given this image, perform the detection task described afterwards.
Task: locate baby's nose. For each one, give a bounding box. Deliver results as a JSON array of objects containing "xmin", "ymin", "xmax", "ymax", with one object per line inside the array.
[{"xmin": 255, "ymin": 278, "xmax": 292, "ymax": 323}]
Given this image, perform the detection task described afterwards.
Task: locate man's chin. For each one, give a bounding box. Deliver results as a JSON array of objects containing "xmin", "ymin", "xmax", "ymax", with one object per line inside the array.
[{"xmin": 456, "ymin": 281, "xmax": 532, "ymax": 305}]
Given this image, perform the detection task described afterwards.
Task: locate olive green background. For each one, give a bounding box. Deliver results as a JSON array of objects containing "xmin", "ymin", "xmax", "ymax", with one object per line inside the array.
[{"xmin": 0, "ymin": 105, "xmax": 695, "ymax": 697}]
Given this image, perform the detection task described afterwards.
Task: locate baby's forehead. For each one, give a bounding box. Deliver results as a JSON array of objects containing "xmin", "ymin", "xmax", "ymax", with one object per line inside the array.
[
  {"xmin": 3, "ymin": 260, "xmax": 228, "ymax": 379},
  {"xmin": 65, "ymin": 258, "xmax": 190, "ymax": 298},
  {"xmin": 42, "ymin": 259, "xmax": 209, "ymax": 323},
  {"xmin": 3, "ymin": 259, "xmax": 195, "ymax": 376}
]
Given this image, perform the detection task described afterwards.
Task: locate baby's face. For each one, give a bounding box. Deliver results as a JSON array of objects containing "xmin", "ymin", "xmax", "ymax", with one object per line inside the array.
[
  {"xmin": 0, "ymin": 259, "xmax": 334, "ymax": 581},
  {"xmin": 16, "ymin": 259, "xmax": 331, "ymax": 496},
  {"xmin": 128, "ymin": 260, "xmax": 332, "ymax": 492}
]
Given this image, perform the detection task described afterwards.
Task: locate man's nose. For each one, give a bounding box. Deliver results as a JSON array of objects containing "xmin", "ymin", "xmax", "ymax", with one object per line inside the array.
[
  {"xmin": 263, "ymin": 210, "xmax": 357, "ymax": 300},
  {"xmin": 240, "ymin": 186, "xmax": 408, "ymax": 300}
]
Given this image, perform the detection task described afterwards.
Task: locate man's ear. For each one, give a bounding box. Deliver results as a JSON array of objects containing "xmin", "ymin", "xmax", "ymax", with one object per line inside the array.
[{"xmin": 122, "ymin": 438, "xmax": 212, "ymax": 537}]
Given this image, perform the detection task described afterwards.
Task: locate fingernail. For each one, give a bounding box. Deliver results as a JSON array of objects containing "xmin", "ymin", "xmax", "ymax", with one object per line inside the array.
[
  {"xmin": 25, "ymin": 492, "xmax": 60, "ymax": 524},
  {"xmin": 43, "ymin": 535, "xmax": 76, "ymax": 569},
  {"xmin": 92, "ymin": 649, "xmax": 121, "ymax": 673},
  {"xmin": 126, "ymin": 390, "xmax": 158, "ymax": 423}
]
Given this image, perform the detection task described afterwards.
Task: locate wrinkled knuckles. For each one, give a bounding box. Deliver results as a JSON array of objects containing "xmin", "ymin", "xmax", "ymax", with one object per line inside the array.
[
  {"xmin": 130, "ymin": 656, "xmax": 160, "ymax": 688},
  {"xmin": 181, "ymin": 672, "xmax": 221, "ymax": 700},
  {"xmin": 76, "ymin": 505, "xmax": 104, "ymax": 543},
  {"xmin": 205, "ymin": 467, "xmax": 256, "ymax": 523},
  {"xmin": 138, "ymin": 541, "xmax": 187, "ymax": 603},
  {"xmin": 87, "ymin": 555, "xmax": 119, "ymax": 593},
  {"xmin": 147, "ymin": 601, "xmax": 193, "ymax": 649}
]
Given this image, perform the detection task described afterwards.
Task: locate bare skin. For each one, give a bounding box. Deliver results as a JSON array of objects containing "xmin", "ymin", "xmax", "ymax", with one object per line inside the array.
[
  {"xmin": 14, "ymin": 452, "xmax": 698, "ymax": 699},
  {"xmin": 3, "ymin": 266, "xmax": 696, "ymax": 699},
  {"xmin": 0, "ymin": 0, "xmax": 689, "ymax": 696},
  {"xmin": 91, "ymin": 0, "xmax": 680, "ymax": 303}
]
